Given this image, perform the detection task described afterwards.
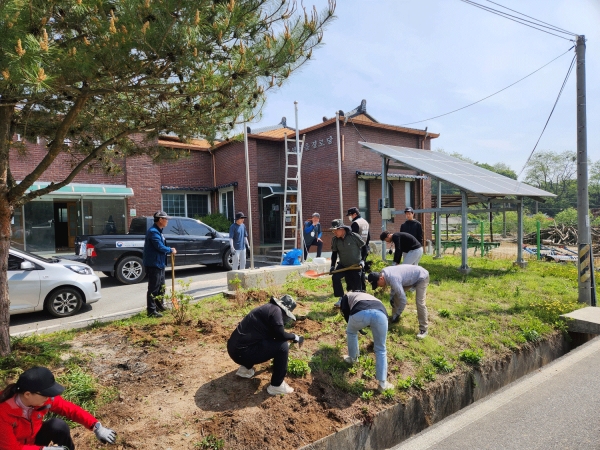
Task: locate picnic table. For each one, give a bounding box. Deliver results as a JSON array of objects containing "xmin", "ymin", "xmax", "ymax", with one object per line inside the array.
[{"xmin": 440, "ymin": 236, "xmax": 501, "ymax": 256}]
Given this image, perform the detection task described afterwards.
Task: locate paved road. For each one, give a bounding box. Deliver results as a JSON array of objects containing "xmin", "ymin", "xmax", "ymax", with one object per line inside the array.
[
  {"xmin": 9, "ymin": 264, "xmax": 231, "ymax": 336},
  {"xmin": 394, "ymin": 336, "xmax": 600, "ymax": 450}
]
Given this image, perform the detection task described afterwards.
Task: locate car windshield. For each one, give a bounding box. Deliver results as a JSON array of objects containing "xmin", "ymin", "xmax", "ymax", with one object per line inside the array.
[{"xmin": 11, "ymin": 248, "xmax": 58, "ymax": 263}]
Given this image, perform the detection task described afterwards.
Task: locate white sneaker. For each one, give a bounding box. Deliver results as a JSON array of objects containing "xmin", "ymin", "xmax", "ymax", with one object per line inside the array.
[
  {"xmin": 267, "ymin": 381, "xmax": 294, "ymax": 395},
  {"xmin": 343, "ymin": 355, "xmax": 357, "ymax": 364},
  {"xmin": 416, "ymin": 329, "xmax": 428, "ymax": 339},
  {"xmin": 378, "ymin": 381, "xmax": 394, "ymax": 391},
  {"xmin": 236, "ymin": 366, "xmax": 255, "ymax": 378}
]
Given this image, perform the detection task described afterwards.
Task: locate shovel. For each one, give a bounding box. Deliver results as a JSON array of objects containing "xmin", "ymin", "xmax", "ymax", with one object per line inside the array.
[
  {"xmin": 303, "ymin": 264, "xmax": 362, "ymax": 279},
  {"xmin": 170, "ymin": 252, "xmax": 180, "ymax": 310}
]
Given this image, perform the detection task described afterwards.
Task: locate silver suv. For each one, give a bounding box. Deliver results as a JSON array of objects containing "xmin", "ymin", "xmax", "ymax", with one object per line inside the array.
[{"xmin": 9, "ymin": 248, "xmax": 101, "ymax": 317}]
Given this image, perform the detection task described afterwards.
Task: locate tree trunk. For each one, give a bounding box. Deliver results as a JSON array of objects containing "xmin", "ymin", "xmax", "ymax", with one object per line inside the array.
[{"xmin": 0, "ymin": 102, "xmax": 14, "ymax": 356}]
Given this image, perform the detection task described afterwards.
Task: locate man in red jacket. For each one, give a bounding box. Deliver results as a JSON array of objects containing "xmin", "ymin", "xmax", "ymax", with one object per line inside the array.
[{"xmin": 0, "ymin": 366, "xmax": 117, "ymax": 450}]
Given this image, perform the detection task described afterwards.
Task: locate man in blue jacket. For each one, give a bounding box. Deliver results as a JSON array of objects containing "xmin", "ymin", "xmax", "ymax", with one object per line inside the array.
[
  {"xmin": 303, "ymin": 212, "xmax": 323, "ymax": 260},
  {"xmin": 143, "ymin": 211, "xmax": 177, "ymax": 317}
]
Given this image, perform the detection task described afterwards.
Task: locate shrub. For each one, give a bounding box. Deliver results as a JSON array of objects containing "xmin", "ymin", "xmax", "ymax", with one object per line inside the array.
[
  {"xmin": 431, "ymin": 355, "xmax": 455, "ymax": 373},
  {"xmin": 459, "ymin": 348, "xmax": 484, "ymax": 365},
  {"xmin": 197, "ymin": 213, "xmax": 232, "ymax": 232}
]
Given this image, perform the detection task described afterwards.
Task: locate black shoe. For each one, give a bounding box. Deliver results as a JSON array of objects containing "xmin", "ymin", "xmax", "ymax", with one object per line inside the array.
[
  {"xmin": 148, "ymin": 311, "xmax": 163, "ymax": 318},
  {"xmin": 155, "ymin": 302, "xmax": 167, "ymax": 312}
]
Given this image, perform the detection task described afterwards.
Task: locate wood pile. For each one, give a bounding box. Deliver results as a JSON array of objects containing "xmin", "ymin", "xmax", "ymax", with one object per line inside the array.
[{"xmin": 522, "ymin": 225, "xmax": 600, "ymax": 253}]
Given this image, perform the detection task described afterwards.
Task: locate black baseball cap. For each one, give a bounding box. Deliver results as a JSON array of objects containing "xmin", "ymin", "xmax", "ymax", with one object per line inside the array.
[
  {"xmin": 367, "ymin": 272, "xmax": 382, "ymax": 290},
  {"xmin": 346, "ymin": 207, "xmax": 359, "ymax": 216},
  {"xmin": 404, "ymin": 207, "xmax": 414, "ymax": 213},
  {"xmin": 235, "ymin": 211, "xmax": 247, "ymax": 220},
  {"xmin": 16, "ymin": 367, "xmax": 64, "ymax": 397}
]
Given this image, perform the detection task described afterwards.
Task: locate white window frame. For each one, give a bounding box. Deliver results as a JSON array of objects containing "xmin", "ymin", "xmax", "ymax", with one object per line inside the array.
[
  {"xmin": 161, "ymin": 191, "xmax": 211, "ymax": 218},
  {"xmin": 405, "ymin": 182, "xmax": 412, "ymax": 209},
  {"xmin": 219, "ymin": 187, "xmax": 235, "ymax": 221}
]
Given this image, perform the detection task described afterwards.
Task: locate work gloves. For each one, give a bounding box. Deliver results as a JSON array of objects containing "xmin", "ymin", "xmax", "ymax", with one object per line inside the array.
[
  {"xmin": 94, "ymin": 422, "xmax": 117, "ymax": 444},
  {"xmin": 329, "ymin": 266, "xmax": 335, "ymax": 274},
  {"xmin": 293, "ymin": 334, "xmax": 305, "ymax": 348},
  {"xmin": 43, "ymin": 447, "xmax": 68, "ymax": 450},
  {"xmin": 359, "ymin": 260, "xmax": 365, "ymax": 269}
]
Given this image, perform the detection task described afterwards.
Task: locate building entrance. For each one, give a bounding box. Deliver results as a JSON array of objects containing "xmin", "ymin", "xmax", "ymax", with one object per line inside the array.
[{"xmin": 259, "ymin": 188, "xmax": 282, "ymax": 244}]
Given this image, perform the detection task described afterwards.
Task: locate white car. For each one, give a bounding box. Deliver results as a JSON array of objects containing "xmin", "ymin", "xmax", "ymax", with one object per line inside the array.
[{"xmin": 8, "ymin": 248, "xmax": 101, "ymax": 317}]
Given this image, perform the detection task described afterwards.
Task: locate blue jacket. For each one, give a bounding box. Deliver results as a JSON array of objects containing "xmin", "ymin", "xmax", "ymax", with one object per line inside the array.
[{"xmin": 143, "ymin": 223, "xmax": 172, "ymax": 268}]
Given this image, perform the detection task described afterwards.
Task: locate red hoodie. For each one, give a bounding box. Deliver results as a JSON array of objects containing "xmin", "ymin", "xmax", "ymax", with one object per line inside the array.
[{"xmin": 0, "ymin": 394, "xmax": 97, "ymax": 450}]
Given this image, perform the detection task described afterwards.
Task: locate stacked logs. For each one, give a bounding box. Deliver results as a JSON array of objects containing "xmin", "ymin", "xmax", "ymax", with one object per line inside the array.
[{"xmin": 523, "ymin": 224, "xmax": 600, "ymax": 253}]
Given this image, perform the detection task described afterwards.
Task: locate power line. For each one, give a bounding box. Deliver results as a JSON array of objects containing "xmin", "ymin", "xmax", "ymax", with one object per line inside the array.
[
  {"xmin": 517, "ymin": 53, "xmax": 577, "ymax": 178},
  {"xmin": 483, "ymin": 0, "xmax": 578, "ymax": 36},
  {"xmin": 400, "ymin": 46, "xmax": 573, "ymax": 126},
  {"xmin": 459, "ymin": 0, "xmax": 575, "ymax": 41}
]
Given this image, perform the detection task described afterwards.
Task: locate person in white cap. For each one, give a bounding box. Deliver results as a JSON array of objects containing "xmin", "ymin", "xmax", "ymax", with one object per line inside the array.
[{"xmin": 227, "ymin": 295, "xmax": 304, "ymax": 395}]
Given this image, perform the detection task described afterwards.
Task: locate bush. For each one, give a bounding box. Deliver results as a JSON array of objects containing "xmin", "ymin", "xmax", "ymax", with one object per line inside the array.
[
  {"xmin": 287, "ymin": 357, "xmax": 311, "ymax": 377},
  {"xmin": 458, "ymin": 348, "xmax": 484, "ymax": 365},
  {"xmin": 197, "ymin": 213, "xmax": 232, "ymax": 232}
]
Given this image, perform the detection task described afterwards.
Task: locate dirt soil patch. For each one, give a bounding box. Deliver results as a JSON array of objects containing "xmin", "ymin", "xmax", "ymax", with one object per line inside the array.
[{"xmin": 68, "ymin": 317, "xmax": 399, "ymax": 450}]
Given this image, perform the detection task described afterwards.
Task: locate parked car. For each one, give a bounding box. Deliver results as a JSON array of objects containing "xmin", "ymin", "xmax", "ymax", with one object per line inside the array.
[
  {"xmin": 8, "ymin": 248, "xmax": 101, "ymax": 317},
  {"xmin": 76, "ymin": 217, "xmax": 234, "ymax": 285}
]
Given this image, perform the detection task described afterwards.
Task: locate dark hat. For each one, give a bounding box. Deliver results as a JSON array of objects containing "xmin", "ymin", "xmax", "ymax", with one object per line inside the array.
[
  {"xmin": 16, "ymin": 367, "xmax": 64, "ymax": 397},
  {"xmin": 330, "ymin": 219, "xmax": 344, "ymax": 230},
  {"xmin": 272, "ymin": 294, "xmax": 297, "ymax": 321},
  {"xmin": 380, "ymin": 230, "xmax": 391, "ymax": 241},
  {"xmin": 346, "ymin": 207, "xmax": 359, "ymax": 216},
  {"xmin": 153, "ymin": 210, "xmax": 170, "ymax": 220},
  {"xmin": 367, "ymin": 272, "xmax": 382, "ymax": 291},
  {"xmin": 404, "ymin": 207, "xmax": 414, "ymax": 213},
  {"xmin": 311, "ymin": 212, "xmax": 320, "ymax": 218},
  {"xmin": 235, "ymin": 211, "xmax": 247, "ymax": 220}
]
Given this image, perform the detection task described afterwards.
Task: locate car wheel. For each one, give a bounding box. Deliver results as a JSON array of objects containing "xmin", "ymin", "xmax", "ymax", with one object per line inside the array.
[
  {"xmin": 45, "ymin": 287, "xmax": 83, "ymax": 318},
  {"xmin": 115, "ymin": 255, "xmax": 146, "ymax": 284},
  {"xmin": 222, "ymin": 248, "xmax": 233, "ymax": 271},
  {"xmin": 102, "ymin": 271, "xmax": 113, "ymax": 277}
]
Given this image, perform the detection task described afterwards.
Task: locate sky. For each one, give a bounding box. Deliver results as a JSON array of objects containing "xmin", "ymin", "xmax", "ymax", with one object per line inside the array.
[{"xmin": 255, "ymin": 0, "xmax": 600, "ymax": 178}]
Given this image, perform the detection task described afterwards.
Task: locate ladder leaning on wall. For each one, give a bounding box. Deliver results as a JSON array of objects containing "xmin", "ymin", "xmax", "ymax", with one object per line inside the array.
[{"xmin": 281, "ymin": 133, "xmax": 305, "ymax": 263}]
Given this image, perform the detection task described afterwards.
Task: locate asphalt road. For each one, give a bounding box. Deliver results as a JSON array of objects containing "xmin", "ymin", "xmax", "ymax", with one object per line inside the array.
[{"xmin": 9, "ymin": 264, "xmax": 232, "ymax": 336}]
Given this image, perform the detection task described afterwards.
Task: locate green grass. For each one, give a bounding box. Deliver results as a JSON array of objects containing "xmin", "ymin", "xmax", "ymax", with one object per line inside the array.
[{"xmin": 0, "ymin": 252, "xmax": 584, "ymax": 407}]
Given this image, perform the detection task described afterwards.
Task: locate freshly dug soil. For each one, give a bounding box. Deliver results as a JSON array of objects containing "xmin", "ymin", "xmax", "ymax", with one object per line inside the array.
[{"xmin": 68, "ymin": 315, "xmax": 404, "ymax": 450}]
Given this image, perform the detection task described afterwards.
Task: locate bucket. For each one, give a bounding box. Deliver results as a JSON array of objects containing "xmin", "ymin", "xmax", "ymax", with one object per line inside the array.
[{"xmin": 313, "ymin": 257, "xmax": 327, "ymax": 265}]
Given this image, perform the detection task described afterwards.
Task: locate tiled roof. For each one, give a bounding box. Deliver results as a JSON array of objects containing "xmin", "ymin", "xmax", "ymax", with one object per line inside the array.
[{"xmin": 158, "ymin": 136, "xmax": 212, "ymax": 151}]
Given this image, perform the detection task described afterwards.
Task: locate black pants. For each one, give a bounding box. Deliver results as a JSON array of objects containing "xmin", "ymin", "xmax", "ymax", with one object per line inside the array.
[
  {"xmin": 332, "ymin": 264, "xmax": 362, "ymax": 297},
  {"xmin": 34, "ymin": 418, "xmax": 75, "ymax": 450},
  {"xmin": 146, "ymin": 266, "xmax": 166, "ymax": 314},
  {"xmin": 303, "ymin": 239, "xmax": 323, "ymax": 259},
  {"xmin": 227, "ymin": 340, "xmax": 289, "ymax": 387}
]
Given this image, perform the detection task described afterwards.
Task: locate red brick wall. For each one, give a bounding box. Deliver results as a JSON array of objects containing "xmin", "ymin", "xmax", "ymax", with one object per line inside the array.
[{"xmin": 124, "ymin": 155, "xmax": 161, "ymax": 223}]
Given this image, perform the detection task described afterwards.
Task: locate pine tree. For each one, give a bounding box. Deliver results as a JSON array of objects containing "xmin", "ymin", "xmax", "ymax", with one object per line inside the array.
[{"xmin": 0, "ymin": 0, "xmax": 336, "ymax": 354}]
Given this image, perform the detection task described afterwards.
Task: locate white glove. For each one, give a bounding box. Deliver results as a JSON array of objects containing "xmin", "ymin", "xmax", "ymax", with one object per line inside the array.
[{"xmin": 94, "ymin": 422, "xmax": 117, "ymax": 444}]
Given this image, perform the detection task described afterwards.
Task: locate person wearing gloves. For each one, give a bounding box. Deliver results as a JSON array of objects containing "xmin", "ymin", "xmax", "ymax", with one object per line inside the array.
[
  {"xmin": 303, "ymin": 212, "xmax": 323, "ymax": 260},
  {"xmin": 330, "ymin": 219, "xmax": 365, "ymax": 308},
  {"xmin": 0, "ymin": 366, "xmax": 116, "ymax": 450},
  {"xmin": 229, "ymin": 212, "xmax": 250, "ymax": 270},
  {"xmin": 143, "ymin": 210, "xmax": 177, "ymax": 318},
  {"xmin": 227, "ymin": 295, "xmax": 304, "ymax": 395},
  {"xmin": 340, "ymin": 291, "xmax": 393, "ymax": 391},
  {"xmin": 380, "ymin": 230, "xmax": 423, "ymax": 266},
  {"xmin": 367, "ymin": 265, "xmax": 430, "ymax": 337}
]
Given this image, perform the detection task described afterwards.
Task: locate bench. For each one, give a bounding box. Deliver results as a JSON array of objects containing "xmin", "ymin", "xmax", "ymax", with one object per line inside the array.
[{"xmin": 440, "ymin": 236, "xmax": 501, "ymax": 256}]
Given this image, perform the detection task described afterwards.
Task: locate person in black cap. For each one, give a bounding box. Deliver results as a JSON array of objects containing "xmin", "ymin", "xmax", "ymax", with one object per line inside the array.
[
  {"xmin": 400, "ymin": 207, "xmax": 423, "ymax": 245},
  {"xmin": 0, "ymin": 366, "xmax": 117, "ymax": 449},
  {"xmin": 380, "ymin": 230, "xmax": 423, "ymax": 266},
  {"xmin": 347, "ymin": 207, "xmax": 371, "ymax": 289},
  {"xmin": 143, "ymin": 210, "xmax": 177, "ymax": 317},
  {"xmin": 330, "ymin": 219, "xmax": 365, "ymax": 307},
  {"xmin": 227, "ymin": 295, "xmax": 305, "ymax": 395},
  {"xmin": 229, "ymin": 212, "xmax": 249, "ymax": 270}
]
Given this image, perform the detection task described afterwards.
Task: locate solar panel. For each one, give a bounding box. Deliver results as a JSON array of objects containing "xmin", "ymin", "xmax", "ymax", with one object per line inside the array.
[{"xmin": 360, "ymin": 142, "xmax": 555, "ymax": 198}]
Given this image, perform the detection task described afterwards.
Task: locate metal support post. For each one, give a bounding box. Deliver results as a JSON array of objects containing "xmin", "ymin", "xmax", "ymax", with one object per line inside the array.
[
  {"xmin": 458, "ymin": 190, "xmax": 470, "ymax": 273},
  {"xmin": 434, "ymin": 179, "xmax": 441, "ymax": 258},
  {"xmin": 381, "ymin": 156, "xmax": 388, "ymax": 260},
  {"xmin": 515, "ymin": 198, "xmax": 526, "ymax": 268},
  {"xmin": 243, "ymin": 124, "xmax": 254, "ymax": 269}
]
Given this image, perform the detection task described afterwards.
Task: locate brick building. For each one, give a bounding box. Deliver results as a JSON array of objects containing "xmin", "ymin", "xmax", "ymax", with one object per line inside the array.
[{"xmin": 9, "ymin": 100, "xmax": 438, "ymax": 255}]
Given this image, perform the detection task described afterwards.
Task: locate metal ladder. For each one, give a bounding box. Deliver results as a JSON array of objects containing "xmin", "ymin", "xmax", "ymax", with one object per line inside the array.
[{"xmin": 281, "ymin": 133, "xmax": 305, "ymax": 263}]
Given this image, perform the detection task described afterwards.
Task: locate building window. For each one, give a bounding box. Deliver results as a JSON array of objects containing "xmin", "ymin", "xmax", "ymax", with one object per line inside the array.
[
  {"xmin": 358, "ymin": 180, "xmax": 370, "ymax": 223},
  {"xmin": 162, "ymin": 192, "xmax": 210, "ymax": 218},
  {"xmin": 387, "ymin": 181, "xmax": 394, "ymax": 223},
  {"xmin": 220, "ymin": 188, "xmax": 234, "ymax": 222},
  {"xmin": 405, "ymin": 182, "xmax": 414, "ymax": 209}
]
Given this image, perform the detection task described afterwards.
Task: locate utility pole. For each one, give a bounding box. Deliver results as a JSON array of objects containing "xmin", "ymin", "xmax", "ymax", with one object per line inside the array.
[{"xmin": 576, "ymin": 35, "xmax": 595, "ymax": 306}]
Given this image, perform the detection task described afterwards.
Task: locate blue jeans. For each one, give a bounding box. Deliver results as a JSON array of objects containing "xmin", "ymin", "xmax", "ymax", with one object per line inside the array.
[{"xmin": 346, "ymin": 309, "xmax": 388, "ymax": 382}]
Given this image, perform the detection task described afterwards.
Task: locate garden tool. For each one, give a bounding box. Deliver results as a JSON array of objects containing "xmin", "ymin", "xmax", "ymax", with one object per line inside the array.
[
  {"xmin": 302, "ymin": 264, "xmax": 362, "ymax": 279},
  {"xmin": 171, "ymin": 253, "xmax": 180, "ymax": 310}
]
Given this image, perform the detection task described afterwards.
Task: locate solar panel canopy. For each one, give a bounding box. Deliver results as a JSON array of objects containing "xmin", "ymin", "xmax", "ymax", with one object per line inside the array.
[{"xmin": 360, "ymin": 142, "xmax": 555, "ymax": 198}]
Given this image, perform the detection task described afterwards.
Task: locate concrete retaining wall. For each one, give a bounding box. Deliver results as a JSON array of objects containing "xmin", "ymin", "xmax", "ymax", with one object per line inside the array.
[
  {"xmin": 300, "ymin": 333, "xmax": 583, "ymax": 450},
  {"xmin": 227, "ymin": 261, "xmax": 330, "ymax": 291}
]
